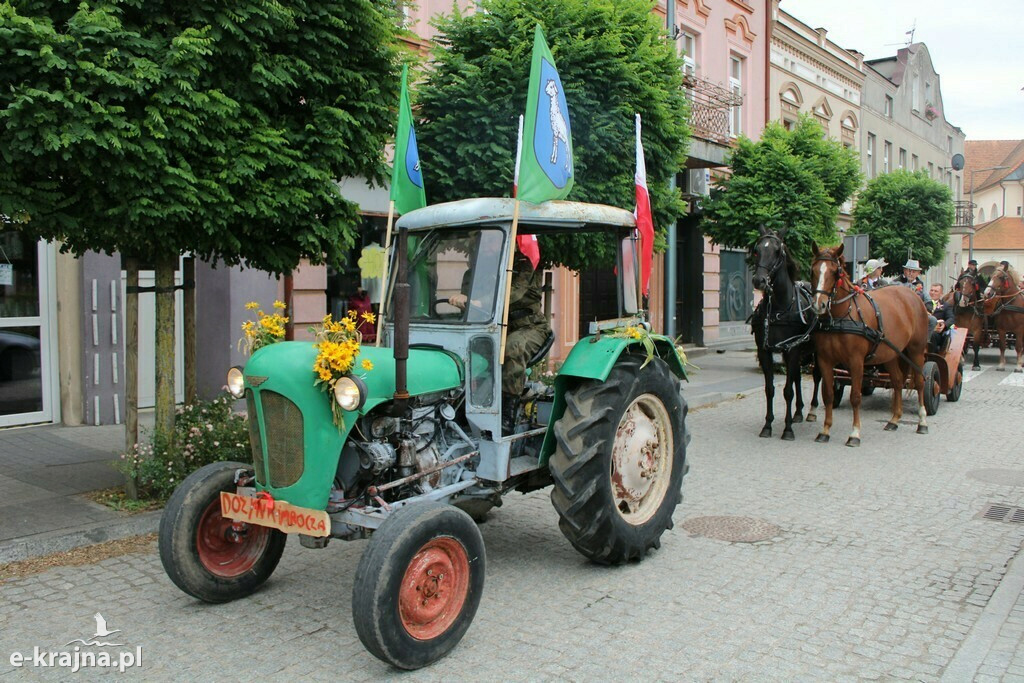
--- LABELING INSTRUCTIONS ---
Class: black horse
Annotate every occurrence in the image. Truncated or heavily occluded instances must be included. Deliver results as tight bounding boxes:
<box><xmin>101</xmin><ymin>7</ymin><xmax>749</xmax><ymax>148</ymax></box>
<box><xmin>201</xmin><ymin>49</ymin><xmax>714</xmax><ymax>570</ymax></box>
<box><xmin>750</xmin><ymin>226</ymin><xmax>821</xmax><ymax>440</ymax></box>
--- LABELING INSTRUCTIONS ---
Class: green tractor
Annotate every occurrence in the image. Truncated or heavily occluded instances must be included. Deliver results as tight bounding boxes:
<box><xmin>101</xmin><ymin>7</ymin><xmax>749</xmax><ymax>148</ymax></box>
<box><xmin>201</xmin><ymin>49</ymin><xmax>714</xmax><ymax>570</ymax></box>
<box><xmin>159</xmin><ymin>198</ymin><xmax>689</xmax><ymax>669</ymax></box>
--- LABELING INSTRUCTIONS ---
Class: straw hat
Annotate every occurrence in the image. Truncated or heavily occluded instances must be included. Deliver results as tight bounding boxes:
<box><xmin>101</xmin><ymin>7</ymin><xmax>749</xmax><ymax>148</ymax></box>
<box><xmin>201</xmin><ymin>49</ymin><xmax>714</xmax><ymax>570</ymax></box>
<box><xmin>902</xmin><ymin>259</ymin><xmax>921</xmax><ymax>271</ymax></box>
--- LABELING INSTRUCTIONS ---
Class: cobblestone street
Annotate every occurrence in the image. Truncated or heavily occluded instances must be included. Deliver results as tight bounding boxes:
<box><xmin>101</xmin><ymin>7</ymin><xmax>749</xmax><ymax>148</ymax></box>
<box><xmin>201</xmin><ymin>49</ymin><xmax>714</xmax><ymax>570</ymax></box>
<box><xmin>3</xmin><ymin>358</ymin><xmax>1024</xmax><ymax>681</ymax></box>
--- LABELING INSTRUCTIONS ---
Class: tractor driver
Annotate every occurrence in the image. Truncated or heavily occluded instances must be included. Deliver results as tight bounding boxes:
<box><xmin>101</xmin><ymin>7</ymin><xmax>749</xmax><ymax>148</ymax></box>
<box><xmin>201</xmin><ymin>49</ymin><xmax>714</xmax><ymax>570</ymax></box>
<box><xmin>449</xmin><ymin>245</ymin><xmax>550</xmax><ymax>427</ymax></box>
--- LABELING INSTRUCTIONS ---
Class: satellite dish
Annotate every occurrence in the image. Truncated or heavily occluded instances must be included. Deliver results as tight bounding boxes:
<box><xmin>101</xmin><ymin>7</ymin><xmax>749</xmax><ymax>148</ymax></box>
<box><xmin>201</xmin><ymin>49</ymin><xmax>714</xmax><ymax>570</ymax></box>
<box><xmin>951</xmin><ymin>153</ymin><xmax>965</xmax><ymax>171</ymax></box>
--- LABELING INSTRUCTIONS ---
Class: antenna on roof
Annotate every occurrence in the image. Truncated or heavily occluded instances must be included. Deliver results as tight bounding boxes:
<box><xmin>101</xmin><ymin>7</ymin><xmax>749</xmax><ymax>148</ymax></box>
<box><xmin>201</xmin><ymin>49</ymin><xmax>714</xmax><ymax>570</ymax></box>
<box><xmin>905</xmin><ymin>20</ymin><xmax>916</xmax><ymax>45</ymax></box>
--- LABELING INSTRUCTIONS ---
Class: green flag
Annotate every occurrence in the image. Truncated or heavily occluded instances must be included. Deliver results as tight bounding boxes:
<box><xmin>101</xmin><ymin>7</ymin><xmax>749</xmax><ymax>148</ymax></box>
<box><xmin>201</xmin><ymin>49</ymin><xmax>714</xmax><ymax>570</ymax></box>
<box><xmin>518</xmin><ymin>25</ymin><xmax>574</xmax><ymax>205</ymax></box>
<box><xmin>390</xmin><ymin>65</ymin><xmax>426</xmax><ymax>214</ymax></box>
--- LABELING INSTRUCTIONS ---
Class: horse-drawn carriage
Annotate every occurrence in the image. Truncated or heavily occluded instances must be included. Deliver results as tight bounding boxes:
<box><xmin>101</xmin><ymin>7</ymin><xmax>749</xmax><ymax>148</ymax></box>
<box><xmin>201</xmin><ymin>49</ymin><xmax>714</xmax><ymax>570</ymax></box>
<box><xmin>830</xmin><ymin>327</ymin><xmax>966</xmax><ymax>416</ymax></box>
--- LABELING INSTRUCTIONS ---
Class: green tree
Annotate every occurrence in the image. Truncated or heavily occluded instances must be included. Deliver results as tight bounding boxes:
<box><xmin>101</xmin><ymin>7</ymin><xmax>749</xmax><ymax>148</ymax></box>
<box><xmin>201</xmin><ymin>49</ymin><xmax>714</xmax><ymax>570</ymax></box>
<box><xmin>1</xmin><ymin>1</ymin><xmax>399</xmax><ymax>436</ymax></box>
<box><xmin>416</xmin><ymin>0</ymin><xmax>690</xmax><ymax>271</ymax></box>
<box><xmin>701</xmin><ymin>116</ymin><xmax>861</xmax><ymax>275</ymax></box>
<box><xmin>852</xmin><ymin>170</ymin><xmax>954</xmax><ymax>272</ymax></box>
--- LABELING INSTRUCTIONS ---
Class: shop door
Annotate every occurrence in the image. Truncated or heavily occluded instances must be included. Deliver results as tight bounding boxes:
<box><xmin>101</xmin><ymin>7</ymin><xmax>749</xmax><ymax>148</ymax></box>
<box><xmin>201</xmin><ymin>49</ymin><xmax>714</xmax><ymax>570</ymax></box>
<box><xmin>0</xmin><ymin>234</ymin><xmax>56</xmax><ymax>426</ymax></box>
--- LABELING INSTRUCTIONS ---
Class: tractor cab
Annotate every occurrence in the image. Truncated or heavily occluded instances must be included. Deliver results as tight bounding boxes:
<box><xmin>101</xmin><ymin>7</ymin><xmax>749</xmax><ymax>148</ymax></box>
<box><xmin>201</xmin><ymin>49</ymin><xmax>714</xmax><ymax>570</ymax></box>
<box><xmin>387</xmin><ymin>198</ymin><xmax>646</xmax><ymax>461</ymax></box>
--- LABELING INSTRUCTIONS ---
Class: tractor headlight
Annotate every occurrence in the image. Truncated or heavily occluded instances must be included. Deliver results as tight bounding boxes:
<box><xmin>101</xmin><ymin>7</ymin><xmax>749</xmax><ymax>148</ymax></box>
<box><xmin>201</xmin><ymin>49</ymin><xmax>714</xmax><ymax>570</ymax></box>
<box><xmin>333</xmin><ymin>376</ymin><xmax>366</xmax><ymax>412</ymax></box>
<box><xmin>226</xmin><ymin>367</ymin><xmax>245</xmax><ymax>398</ymax></box>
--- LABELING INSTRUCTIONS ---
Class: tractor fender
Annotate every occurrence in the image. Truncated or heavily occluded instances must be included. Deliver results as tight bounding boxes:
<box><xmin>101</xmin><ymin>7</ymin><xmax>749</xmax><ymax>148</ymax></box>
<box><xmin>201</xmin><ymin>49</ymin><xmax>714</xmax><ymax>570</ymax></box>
<box><xmin>539</xmin><ymin>334</ymin><xmax>686</xmax><ymax>465</ymax></box>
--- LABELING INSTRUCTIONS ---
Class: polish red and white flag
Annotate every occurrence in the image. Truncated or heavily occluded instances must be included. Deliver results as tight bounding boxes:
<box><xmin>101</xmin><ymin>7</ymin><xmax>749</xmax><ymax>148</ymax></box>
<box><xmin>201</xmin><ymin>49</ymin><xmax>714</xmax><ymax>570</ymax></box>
<box><xmin>634</xmin><ymin>113</ymin><xmax>654</xmax><ymax>296</ymax></box>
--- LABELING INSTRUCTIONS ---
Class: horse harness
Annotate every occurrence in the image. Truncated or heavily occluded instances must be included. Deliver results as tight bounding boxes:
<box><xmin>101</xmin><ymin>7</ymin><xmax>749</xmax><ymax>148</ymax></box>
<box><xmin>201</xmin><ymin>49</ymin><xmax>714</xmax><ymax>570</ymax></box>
<box><xmin>812</xmin><ymin>255</ymin><xmax>925</xmax><ymax>376</ymax></box>
<box><xmin>750</xmin><ymin>234</ymin><xmax>817</xmax><ymax>353</ymax></box>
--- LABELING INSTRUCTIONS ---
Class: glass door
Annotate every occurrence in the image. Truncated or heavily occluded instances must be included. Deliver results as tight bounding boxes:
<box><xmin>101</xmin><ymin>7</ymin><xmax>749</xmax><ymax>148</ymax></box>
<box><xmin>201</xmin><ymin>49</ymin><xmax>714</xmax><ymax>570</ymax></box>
<box><xmin>0</xmin><ymin>233</ymin><xmax>55</xmax><ymax>426</ymax></box>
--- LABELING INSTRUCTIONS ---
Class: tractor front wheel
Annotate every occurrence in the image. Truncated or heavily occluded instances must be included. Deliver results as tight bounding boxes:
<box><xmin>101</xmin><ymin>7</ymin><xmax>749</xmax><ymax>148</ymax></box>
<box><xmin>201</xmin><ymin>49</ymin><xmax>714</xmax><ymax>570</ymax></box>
<box><xmin>352</xmin><ymin>502</ymin><xmax>485</xmax><ymax>670</ymax></box>
<box><xmin>159</xmin><ymin>461</ymin><xmax>286</xmax><ymax>603</ymax></box>
<box><xmin>549</xmin><ymin>354</ymin><xmax>687</xmax><ymax>565</ymax></box>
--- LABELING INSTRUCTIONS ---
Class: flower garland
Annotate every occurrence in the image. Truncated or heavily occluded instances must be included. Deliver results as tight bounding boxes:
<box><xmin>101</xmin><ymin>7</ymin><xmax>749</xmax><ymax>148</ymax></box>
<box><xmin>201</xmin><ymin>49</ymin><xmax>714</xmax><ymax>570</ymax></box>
<box><xmin>312</xmin><ymin>310</ymin><xmax>376</xmax><ymax>426</ymax></box>
<box><xmin>240</xmin><ymin>301</ymin><xmax>289</xmax><ymax>355</ymax></box>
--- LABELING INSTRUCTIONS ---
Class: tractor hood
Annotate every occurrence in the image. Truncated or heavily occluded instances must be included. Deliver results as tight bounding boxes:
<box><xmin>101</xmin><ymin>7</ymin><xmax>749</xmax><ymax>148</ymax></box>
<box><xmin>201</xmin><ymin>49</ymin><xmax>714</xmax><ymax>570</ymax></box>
<box><xmin>244</xmin><ymin>342</ymin><xmax>463</xmax><ymax>415</ymax></box>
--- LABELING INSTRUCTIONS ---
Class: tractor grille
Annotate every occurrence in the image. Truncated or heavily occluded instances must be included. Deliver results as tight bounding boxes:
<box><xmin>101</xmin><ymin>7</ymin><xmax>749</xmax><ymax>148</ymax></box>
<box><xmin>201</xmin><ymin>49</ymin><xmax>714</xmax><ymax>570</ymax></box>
<box><xmin>259</xmin><ymin>390</ymin><xmax>305</xmax><ymax>488</ymax></box>
<box><xmin>244</xmin><ymin>390</ymin><xmax>266</xmax><ymax>484</ymax></box>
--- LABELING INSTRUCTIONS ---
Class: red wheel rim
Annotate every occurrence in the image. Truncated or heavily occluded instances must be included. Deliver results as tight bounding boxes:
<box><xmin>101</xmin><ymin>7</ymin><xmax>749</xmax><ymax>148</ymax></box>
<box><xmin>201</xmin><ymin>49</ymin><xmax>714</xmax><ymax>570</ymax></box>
<box><xmin>398</xmin><ymin>537</ymin><xmax>470</xmax><ymax>640</ymax></box>
<box><xmin>195</xmin><ymin>497</ymin><xmax>271</xmax><ymax>578</ymax></box>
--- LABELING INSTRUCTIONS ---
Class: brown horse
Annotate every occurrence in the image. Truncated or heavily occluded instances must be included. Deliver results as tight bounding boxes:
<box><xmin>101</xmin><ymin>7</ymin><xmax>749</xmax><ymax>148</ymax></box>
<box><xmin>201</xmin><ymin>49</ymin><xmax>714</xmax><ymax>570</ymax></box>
<box><xmin>946</xmin><ymin>270</ymin><xmax>986</xmax><ymax>370</ymax></box>
<box><xmin>809</xmin><ymin>243</ymin><xmax>931</xmax><ymax>446</ymax></box>
<box><xmin>982</xmin><ymin>265</ymin><xmax>1024</xmax><ymax>372</ymax></box>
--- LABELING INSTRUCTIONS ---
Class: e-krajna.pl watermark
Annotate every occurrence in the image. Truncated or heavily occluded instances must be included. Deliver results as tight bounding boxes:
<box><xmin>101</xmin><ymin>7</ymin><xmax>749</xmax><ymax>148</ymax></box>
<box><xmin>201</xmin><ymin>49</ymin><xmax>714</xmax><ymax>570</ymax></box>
<box><xmin>8</xmin><ymin>612</ymin><xmax>142</xmax><ymax>673</ymax></box>
<box><xmin>9</xmin><ymin>646</ymin><xmax>142</xmax><ymax>674</ymax></box>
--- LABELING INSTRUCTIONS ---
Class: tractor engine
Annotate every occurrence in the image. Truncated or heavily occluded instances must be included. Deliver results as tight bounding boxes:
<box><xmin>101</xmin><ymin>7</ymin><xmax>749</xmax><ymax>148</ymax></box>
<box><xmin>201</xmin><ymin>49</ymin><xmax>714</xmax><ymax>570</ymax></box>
<box><xmin>335</xmin><ymin>394</ymin><xmax>475</xmax><ymax>504</ymax></box>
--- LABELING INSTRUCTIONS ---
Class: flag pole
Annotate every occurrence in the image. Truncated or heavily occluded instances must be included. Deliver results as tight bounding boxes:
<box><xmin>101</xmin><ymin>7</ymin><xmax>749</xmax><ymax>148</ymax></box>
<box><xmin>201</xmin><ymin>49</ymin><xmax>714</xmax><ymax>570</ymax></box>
<box><xmin>501</xmin><ymin>116</ymin><xmax>526</xmax><ymax>363</ymax></box>
<box><xmin>500</xmin><ymin>200</ymin><xmax>521</xmax><ymax>364</ymax></box>
<box><xmin>374</xmin><ymin>199</ymin><xmax>395</xmax><ymax>347</ymax></box>
<box><xmin>635</xmin><ymin>113</ymin><xmax>645</xmax><ymax>316</ymax></box>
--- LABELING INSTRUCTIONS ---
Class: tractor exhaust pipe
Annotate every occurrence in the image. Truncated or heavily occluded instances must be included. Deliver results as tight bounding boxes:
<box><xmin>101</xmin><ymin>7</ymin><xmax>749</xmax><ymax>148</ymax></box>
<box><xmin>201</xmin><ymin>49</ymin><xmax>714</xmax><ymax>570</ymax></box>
<box><xmin>391</xmin><ymin>227</ymin><xmax>410</xmax><ymax>416</ymax></box>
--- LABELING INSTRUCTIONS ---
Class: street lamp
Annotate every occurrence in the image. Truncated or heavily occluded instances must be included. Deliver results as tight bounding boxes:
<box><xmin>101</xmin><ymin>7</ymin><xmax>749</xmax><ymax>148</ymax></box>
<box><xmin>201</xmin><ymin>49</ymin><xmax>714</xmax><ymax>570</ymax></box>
<box><xmin>968</xmin><ymin>165</ymin><xmax>1010</xmax><ymax>261</ymax></box>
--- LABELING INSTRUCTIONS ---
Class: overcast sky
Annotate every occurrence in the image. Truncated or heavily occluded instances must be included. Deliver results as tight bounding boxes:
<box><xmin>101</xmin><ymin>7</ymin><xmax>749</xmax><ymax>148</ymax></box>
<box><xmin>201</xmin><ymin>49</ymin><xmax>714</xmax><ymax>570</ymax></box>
<box><xmin>779</xmin><ymin>0</ymin><xmax>1023</xmax><ymax>141</ymax></box>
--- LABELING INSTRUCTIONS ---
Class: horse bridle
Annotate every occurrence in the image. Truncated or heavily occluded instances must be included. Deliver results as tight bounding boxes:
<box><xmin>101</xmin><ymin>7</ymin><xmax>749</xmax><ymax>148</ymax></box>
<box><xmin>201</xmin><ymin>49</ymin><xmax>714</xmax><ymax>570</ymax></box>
<box><xmin>955</xmin><ymin>272</ymin><xmax>982</xmax><ymax>310</ymax></box>
<box><xmin>810</xmin><ymin>255</ymin><xmax>856</xmax><ymax>310</ymax></box>
<box><xmin>753</xmin><ymin>233</ymin><xmax>787</xmax><ymax>295</ymax></box>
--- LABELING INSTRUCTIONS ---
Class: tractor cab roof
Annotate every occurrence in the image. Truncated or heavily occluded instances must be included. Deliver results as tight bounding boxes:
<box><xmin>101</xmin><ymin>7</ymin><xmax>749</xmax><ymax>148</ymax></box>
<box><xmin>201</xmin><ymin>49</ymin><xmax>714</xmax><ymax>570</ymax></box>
<box><xmin>394</xmin><ymin>198</ymin><xmax>636</xmax><ymax>235</ymax></box>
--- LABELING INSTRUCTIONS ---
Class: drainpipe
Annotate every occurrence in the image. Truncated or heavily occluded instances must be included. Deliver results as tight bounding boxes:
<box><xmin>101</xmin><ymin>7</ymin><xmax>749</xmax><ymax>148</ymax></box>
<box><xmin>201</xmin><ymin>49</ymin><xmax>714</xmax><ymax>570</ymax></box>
<box><xmin>666</xmin><ymin>0</ymin><xmax>677</xmax><ymax>339</ymax></box>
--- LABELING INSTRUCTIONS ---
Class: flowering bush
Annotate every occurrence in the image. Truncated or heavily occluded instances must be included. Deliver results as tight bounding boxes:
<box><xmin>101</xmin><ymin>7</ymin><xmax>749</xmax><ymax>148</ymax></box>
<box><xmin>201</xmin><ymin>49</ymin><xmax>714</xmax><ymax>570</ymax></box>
<box><xmin>116</xmin><ymin>395</ymin><xmax>251</xmax><ymax>502</ymax></box>
<box><xmin>240</xmin><ymin>300</ymin><xmax>289</xmax><ymax>355</ymax></box>
<box><xmin>312</xmin><ymin>310</ymin><xmax>376</xmax><ymax>426</ymax></box>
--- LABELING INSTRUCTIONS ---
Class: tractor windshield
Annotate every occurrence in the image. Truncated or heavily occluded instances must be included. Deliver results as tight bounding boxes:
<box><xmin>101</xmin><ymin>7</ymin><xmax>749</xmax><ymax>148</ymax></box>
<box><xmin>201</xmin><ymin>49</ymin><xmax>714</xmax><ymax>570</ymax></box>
<box><xmin>404</xmin><ymin>227</ymin><xmax>505</xmax><ymax>324</ymax></box>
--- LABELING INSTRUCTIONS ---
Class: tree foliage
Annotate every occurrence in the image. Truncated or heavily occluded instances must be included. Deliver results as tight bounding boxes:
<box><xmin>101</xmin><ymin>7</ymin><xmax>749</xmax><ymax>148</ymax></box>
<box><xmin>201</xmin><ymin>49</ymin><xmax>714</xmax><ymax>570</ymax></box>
<box><xmin>416</xmin><ymin>0</ymin><xmax>690</xmax><ymax>271</ymax></box>
<box><xmin>852</xmin><ymin>170</ymin><xmax>953</xmax><ymax>272</ymax></box>
<box><xmin>0</xmin><ymin>0</ymin><xmax>400</xmax><ymax>273</ymax></box>
<box><xmin>701</xmin><ymin>116</ymin><xmax>861</xmax><ymax>276</ymax></box>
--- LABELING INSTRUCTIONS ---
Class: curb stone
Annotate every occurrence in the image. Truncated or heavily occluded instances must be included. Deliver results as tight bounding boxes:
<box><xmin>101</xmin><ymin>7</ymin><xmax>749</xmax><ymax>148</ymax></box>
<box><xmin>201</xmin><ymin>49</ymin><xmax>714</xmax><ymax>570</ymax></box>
<box><xmin>0</xmin><ymin>511</ymin><xmax>162</xmax><ymax>564</ymax></box>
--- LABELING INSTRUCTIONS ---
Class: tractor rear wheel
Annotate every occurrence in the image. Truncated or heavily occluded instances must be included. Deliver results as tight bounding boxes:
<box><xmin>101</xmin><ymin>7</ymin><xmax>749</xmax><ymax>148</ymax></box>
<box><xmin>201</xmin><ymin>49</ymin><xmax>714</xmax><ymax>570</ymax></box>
<box><xmin>159</xmin><ymin>461</ymin><xmax>286</xmax><ymax>603</ymax></box>
<box><xmin>549</xmin><ymin>354</ymin><xmax>687</xmax><ymax>565</ymax></box>
<box><xmin>352</xmin><ymin>502</ymin><xmax>485</xmax><ymax>670</ymax></box>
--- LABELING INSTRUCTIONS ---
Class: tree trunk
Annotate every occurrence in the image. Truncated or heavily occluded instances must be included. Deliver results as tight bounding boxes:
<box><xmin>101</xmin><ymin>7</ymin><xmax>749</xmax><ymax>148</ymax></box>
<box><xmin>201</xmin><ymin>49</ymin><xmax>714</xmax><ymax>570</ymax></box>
<box><xmin>154</xmin><ymin>256</ymin><xmax>177</xmax><ymax>439</ymax></box>
<box><xmin>124</xmin><ymin>257</ymin><xmax>140</xmax><ymax>500</ymax></box>
<box><xmin>183</xmin><ymin>257</ymin><xmax>197</xmax><ymax>404</ymax></box>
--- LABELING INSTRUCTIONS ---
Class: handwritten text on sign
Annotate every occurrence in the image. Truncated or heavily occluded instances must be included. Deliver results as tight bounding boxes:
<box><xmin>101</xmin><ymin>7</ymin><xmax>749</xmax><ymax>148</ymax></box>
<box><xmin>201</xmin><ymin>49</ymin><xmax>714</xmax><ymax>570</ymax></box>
<box><xmin>220</xmin><ymin>491</ymin><xmax>331</xmax><ymax>537</ymax></box>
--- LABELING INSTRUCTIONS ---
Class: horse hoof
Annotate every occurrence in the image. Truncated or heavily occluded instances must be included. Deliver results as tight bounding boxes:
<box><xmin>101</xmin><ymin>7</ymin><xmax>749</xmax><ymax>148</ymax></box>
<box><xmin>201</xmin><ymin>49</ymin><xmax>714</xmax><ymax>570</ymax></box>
<box><xmin>846</xmin><ymin>437</ymin><xmax>860</xmax><ymax>447</ymax></box>
<box><xmin>782</xmin><ymin>431</ymin><xmax>795</xmax><ymax>441</ymax></box>
<box><xmin>917</xmin><ymin>425</ymin><xmax>928</xmax><ymax>435</ymax></box>
<box><xmin>759</xmin><ymin>427</ymin><xmax>772</xmax><ymax>438</ymax></box>
<box><xmin>997</xmin><ymin>367</ymin><xmax>1006</xmax><ymax>372</ymax></box>
<box><xmin>972</xmin><ymin>366</ymin><xmax>981</xmax><ymax>371</ymax></box>
<box><xmin>792</xmin><ymin>414</ymin><xmax>804</xmax><ymax>424</ymax></box>
<box><xmin>1015</xmin><ymin>368</ymin><xmax>1023</xmax><ymax>374</ymax></box>
<box><xmin>805</xmin><ymin>413</ymin><xmax>817</xmax><ymax>423</ymax></box>
<box><xmin>815</xmin><ymin>433</ymin><xmax>830</xmax><ymax>443</ymax></box>
<box><xmin>884</xmin><ymin>422</ymin><xmax>899</xmax><ymax>432</ymax></box>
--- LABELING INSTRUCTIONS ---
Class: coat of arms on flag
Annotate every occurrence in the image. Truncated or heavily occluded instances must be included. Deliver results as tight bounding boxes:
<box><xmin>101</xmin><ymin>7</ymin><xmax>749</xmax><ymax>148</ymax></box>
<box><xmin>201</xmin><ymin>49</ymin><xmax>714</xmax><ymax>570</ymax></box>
<box><xmin>518</xmin><ymin>24</ymin><xmax>574</xmax><ymax>205</ymax></box>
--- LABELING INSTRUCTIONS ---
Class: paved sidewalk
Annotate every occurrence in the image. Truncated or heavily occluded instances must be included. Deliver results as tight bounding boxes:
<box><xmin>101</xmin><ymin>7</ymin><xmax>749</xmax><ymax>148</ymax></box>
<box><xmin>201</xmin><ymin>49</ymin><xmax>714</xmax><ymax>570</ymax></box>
<box><xmin>0</xmin><ymin>344</ymin><xmax>767</xmax><ymax>563</ymax></box>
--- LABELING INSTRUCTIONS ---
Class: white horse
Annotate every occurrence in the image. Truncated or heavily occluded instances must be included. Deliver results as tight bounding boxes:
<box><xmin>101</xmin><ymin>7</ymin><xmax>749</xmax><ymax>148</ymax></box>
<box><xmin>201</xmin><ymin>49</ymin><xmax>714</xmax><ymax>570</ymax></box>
<box><xmin>544</xmin><ymin>79</ymin><xmax>569</xmax><ymax>170</ymax></box>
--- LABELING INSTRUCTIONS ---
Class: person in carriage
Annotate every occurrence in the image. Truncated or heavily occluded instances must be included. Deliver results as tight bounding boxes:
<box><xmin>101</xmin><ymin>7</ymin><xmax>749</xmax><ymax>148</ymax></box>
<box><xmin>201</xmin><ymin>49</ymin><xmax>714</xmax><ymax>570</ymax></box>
<box><xmin>926</xmin><ymin>283</ymin><xmax>956</xmax><ymax>353</ymax></box>
<box><xmin>896</xmin><ymin>259</ymin><xmax>927</xmax><ymax>302</ymax></box>
<box><xmin>859</xmin><ymin>258</ymin><xmax>889</xmax><ymax>290</ymax></box>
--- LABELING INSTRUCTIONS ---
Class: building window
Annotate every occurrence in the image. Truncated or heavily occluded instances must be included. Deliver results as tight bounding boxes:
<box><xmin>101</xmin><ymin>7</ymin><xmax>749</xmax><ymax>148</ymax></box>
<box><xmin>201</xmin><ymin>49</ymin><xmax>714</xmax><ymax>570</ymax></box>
<box><xmin>991</xmin><ymin>203</ymin><xmax>999</xmax><ymax>219</ymax></box>
<box><xmin>867</xmin><ymin>133</ymin><xmax>876</xmax><ymax>179</ymax></box>
<box><xmin>924</xmin><ymin>81</ymin><xmax>933</xmax><ymax>109</ymax></box>
<box><xmin>928</xmin><ymin>161</ymin><xmax>934</xmax><ymax>178</ymax></box>
<box><xmin>947</xmin><ymin>135</ymin><xmax>953</xmax><ymax>153</ymax></box>
<box><xmin>899</xmin><ymin>148</ymin><xmax>907</xmax><ymax>169</ymax></box>
<box><xmin>884</xmin><ymin>96</ymin><xmax>893</xmax><ymax>118</ymax></box>
<box><xmin>883</xmin><ymin>141</ymin><xmax>892</xmax><ymax>174</ymax></box>
<box><xmin>911</xmin><ymin>154</ymin><xmax>919</xmax><ymax>171</ymax></box>
<box><xmin>911</xmin><ymin>72</ymin><xmax>921</xmax><ymax>111</ymax></box>
<box><xmin>681</xmin><ymin>30</ymin><xmax>697</xmax><ymax>78</ymax></box>
<box><xmin>956</xmin><ymin>175</ymin><xmax>961</xmax><ymax>200</ymax></box>
<box><xmin>729</xmin><ymin>55</ymin><xmax>744</xmax><ymax>137</ymax></box>
<box><xmin>978</xmin><ymin>207</ymin><xmax>985</xmax><ymax>222</ymax></box>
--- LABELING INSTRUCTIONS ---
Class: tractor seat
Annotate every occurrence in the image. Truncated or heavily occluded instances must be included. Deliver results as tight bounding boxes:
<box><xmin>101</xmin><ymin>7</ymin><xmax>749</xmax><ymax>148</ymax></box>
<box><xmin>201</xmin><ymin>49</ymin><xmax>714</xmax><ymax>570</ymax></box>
<box><xmin>527</xmin><ymin>329</ymin><xmax>556</xmax><ymax>368</ymax></box>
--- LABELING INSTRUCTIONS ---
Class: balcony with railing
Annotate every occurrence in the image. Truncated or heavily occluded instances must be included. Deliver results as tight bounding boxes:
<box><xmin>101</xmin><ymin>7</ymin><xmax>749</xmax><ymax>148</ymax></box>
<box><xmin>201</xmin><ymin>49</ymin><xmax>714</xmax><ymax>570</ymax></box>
<box><xmin>952</xmin><ymin>200</ymin><xmax>974</xmax><ymax>233</ymax></box>
<box><xmin>683</xmin><ymin>75</ymin><xmax>742</xmax><ymax>166</ymax></box>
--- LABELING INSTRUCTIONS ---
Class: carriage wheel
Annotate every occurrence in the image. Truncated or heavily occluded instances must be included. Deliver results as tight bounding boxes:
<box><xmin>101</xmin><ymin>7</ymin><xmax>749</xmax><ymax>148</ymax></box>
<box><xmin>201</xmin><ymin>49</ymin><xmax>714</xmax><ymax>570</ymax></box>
<box><xmin>946</xmin><ymin>359</ymin><xmax>963</xmax><ymax>403</ymax></box>
<box><xmin>922</xmin><ymin>361</ymin><xmax>941</xmax><ymax>416</ymax></box>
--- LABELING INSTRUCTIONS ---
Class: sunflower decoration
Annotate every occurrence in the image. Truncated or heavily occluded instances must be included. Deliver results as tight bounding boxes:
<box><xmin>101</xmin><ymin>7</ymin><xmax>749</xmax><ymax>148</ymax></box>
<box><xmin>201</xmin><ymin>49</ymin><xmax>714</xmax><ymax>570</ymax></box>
<box><xmin>608</xmin><ymin>324</ymin><xmax>657</xmax><ymax>368</ymax></box>
<box><xmin>312</xmin><ymin>310</ymin><xmax>377</xmax><ymax>427</ymax></box>
<box><xmin>239</xmin><ymin>301</ymin><xmax>289</xmax><ymax>355</ymax></box>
